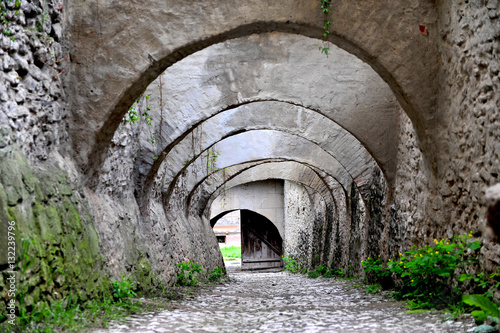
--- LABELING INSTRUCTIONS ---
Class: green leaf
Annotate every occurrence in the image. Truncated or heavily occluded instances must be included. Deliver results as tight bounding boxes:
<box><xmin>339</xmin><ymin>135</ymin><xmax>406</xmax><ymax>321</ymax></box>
<box><xmin>460</xmin><ymin>273</ymin><xmax>473</xmax><ymax>281</ymax></box>
<box><xmin>471</xmin><ymin>310</ymin><xmax>487</xmax><ymax>324</ymax></box>
<box><xmin>462</xmin><ymin>294</ymin><xmax>500</xmax><ymax>320</ymax></box>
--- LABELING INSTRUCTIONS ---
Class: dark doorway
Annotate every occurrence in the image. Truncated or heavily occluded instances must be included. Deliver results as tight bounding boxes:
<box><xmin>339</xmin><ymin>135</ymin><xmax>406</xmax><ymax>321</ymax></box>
<box><xmin>241</xmin><ymin>210</ymin><xmax>283</xmax><ymax>270</ymax></box>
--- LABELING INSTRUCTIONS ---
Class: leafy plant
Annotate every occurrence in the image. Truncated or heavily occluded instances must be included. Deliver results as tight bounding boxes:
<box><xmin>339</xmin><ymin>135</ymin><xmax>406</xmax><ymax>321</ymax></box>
<box><xmin>365</xmin><ymin>283</ymin><xmax>382</xmax><ymax>294</ymax></box>
<box><xmin>282</xmin><ymin>255</ymin><xmax>304</xmax><ymax>274</ymax></box>
<box><xmin>362</xmin><ymin>233</ymin><xmax>482</xmax><ymax>309</ymax></box>
<box><xmin>206</xmin><ymin>149</ymin><xmax>220</xmax><ymax>173</ymax></box>
<box><xmin>462</xmin><ymin>294</ymin><xmax>499</xmax><ymax>327</ymax></box>
<box><xmin>319</xmin><ymin>0</ymin><xmax>332</xmax><ymax>55</ymax></box>
<box><xmin>307</xmin><ymin>265</ymin><xmax>326</xmax><ymax>278</ymax></box>
<box><xmin>112</xmin><ymin>275</ymin><xmax>137</xmax><ymax>303</ymax></box>
<box><xmin>208</xmin><ymin>267</ymin><xmax>225</xmax><ymax>282</ymax></box>
<box><xmin>461</xmin><ymin>268</ymin><xmax>500</xmax><ymax>299</ymax></box>
<box><xmin>176</xmin><ymin>261</ymin><xmax>205</xmax><ymax>286</ymax></box>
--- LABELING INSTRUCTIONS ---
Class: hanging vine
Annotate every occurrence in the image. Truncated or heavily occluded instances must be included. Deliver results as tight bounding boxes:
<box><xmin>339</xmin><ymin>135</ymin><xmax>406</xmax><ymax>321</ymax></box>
<box><xmin>319</xmin><ymin>0</ymin><xmax>332</xmax><ymax>55</ymax></box>
<box><xmin>158</xmin><ymin>74</ymin><xmax>164</xmax><ymax>151</ymax></box>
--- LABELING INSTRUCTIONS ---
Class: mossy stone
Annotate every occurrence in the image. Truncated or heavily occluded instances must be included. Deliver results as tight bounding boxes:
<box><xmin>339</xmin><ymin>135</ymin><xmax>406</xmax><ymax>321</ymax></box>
<box><xmin>0</xmin><ymin>159</ymin><xmax>24</xmax><ymax>206</ymax></box>
<box><xmin>22</xmin><ymin>171</ymin><xmax>36</xmax><ymax>194</ymax></box>
<box><xmin>63</xmin><ymin>198</ymin><xmax>82</xmax><ymax>233</ymax></box>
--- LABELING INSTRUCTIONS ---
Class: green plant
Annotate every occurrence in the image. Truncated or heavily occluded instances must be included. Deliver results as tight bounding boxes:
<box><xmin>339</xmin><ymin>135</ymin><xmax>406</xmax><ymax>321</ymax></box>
<box><xmin>206</xmin><ymin>149</ymin><xmax>220</xmax><ymax>173</ymax></box>
<box><xmin>307</xmin><ymin>265</ymin><xmax>327</xmax><ymax>278</ymax></box>
<box><xmin>208</xmin><ymin>267</ymin><xmax>225</xmax><ymax>282</ymax></box>
<box><xmin>319</xmin><ymin>0</ymin><xmax>332</xmax><ymax>55</ymax></box>
<box><xmin>362</xmin><ymin>233</ymin><xmax>482</xmax><ymax>310</ymax></box>
<box><xmin>176</xmin><ymin>261</ymin><xmax>205</xmax><ymax>286</ymax></box>
<box><xmin>461</xmin><ymin>268</ymin><xmax>500</xmax><ymax>299</ymax></box>
<box><xmin>282</xmin><ymin>256</ymin><xmax>305</xmax><ymax>274</ymax></box>
<box><xmin>112</xmin><ymin>275</ymin><xmax>137</xmax><ymax>303</ymax></box>
<box><xmin>463</xmin><ymin>294</ymin><xmax>499</xmax><ymax>327</ymax></box>
<box><xmin>365</xmin><ymin>283</ymin><xmax>382</xmax><ymax>294</ymax></box>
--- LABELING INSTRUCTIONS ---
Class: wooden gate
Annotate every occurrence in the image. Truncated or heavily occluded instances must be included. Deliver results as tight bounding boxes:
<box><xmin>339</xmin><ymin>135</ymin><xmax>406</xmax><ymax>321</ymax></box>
<box><xmin>241</xmin><ymin>210</ymin><xmax>283</xmax><ymax>270</ymax></box>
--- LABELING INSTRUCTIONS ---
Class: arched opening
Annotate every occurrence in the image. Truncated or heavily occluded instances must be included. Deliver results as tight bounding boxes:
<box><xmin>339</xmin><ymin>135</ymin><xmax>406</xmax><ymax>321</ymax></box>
<box><xmin>240</xmin><ymin>209</ymin><xmax>283</xmax><ymax>271</ymax></box>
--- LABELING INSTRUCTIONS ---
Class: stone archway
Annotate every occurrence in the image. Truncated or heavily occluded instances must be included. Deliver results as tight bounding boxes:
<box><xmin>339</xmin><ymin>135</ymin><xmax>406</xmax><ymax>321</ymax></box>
<box><xmin>67</xmin><ymin>1</ymin><xmax>439</xmax><ymax>182</ymax></box>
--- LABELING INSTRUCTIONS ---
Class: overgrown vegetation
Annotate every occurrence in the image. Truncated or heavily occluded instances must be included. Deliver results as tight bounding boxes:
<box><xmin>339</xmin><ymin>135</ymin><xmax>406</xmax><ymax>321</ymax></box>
<box><xmin>220</xmin><ymin>245</ymin><xmax>241</xmax><ymax>260</ymax></box>
<box><xmin>361</xmin><ymin>233</ymin><xmax>500</xmax><ymax>331</ymax></box>
<box><xmin>176</xmin><ymin>261</ymin><xmax>226</xmax><ymax>286</ymax></box>
<box><xmin>176</xmin><ymin>261</ymin><xmax>205</xmax><ymax>286</ymax></box>
<box><xmin>0</xmin><ymin>274</ymin><xmax>156</xmax><ymax>333</ymax></box>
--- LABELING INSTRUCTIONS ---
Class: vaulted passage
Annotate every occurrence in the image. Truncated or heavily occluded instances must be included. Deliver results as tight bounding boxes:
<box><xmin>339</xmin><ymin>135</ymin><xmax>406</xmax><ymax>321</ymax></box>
<box><xmin>0</xmin><ymin>1</ymin><xmax>499</xmax><ymax>330</ymax></box>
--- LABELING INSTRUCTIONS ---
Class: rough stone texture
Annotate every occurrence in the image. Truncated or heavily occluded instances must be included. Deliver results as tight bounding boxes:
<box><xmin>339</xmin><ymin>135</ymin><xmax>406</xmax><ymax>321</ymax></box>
<box><xmin>433</xmin><ymin>1</ymin><xmax>500</xmax><ymax>272</ymax></box>
<box><xmin>0</xmin><ymin>0</ymin><xmax>69</xmax><ymax>161</ymax></box>
<box><xmin>0</xmin><ymin>145</ymin><xmax>106</xmax><ymax>315</ymax></box>
<box><xmin>211</xmin><ymin>180</ymin><xmax>285</xmax><ymax>238</ymax></box>
<box><xmin>95</xmin><ymin>271</ymin><xmax>476</xmax><ymax>333</ymax></box>
<box><xmin>284</xmin><ymin>181</ymin><xmax>316</xmax><ymax>269</ymax></box>
<box><xmin>283</xmin><ymin>181</ymin><xmax>339</xmax><ymax>271</ymax></box>
<box><xmin>1</xmin><ymin>0</ymin><xmax>499</xmax><ymax>321</ymax></box>
<box><xmin>0</xmin><ymin>0</ymin><xmax>110</xmax><ymax>318</ymax></box>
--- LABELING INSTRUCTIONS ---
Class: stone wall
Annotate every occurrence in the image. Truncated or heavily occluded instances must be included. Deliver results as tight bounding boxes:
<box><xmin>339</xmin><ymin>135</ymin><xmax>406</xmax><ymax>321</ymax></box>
<box><xmin>434</xmin><ymin>0</ymin><xmax>500</xmax><ymax>272</ymax></box>
<box><xmin>284</xmin><ymin>180</ymin><xmax>338</xmax><ymax>271</ymax></box>
<box><xmin>0</xmin><ymin>0</ymin><xmax>109</xmax><ymax>318</ymax></box>
<box><xmin>0</xmin><ymin>0</ymin><xmax>69</xmax><ymax>161</ymax></box>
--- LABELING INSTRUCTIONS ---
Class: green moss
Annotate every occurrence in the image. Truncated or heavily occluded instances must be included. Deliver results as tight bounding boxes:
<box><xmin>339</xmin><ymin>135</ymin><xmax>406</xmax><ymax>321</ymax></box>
<box><xmin>0</xmin><ymin>147</ymin><xmax>117</xmax><ymax>325</ymax></box>
<box><xmin>57</xmin><ymin>173</ymin><xmax>73</xmax><ymax>196</ymax></box>
<box><xmin>0</xmin><ymin>154</ymin><xmax>25</xmax><ymax>206</ymax></box>
<box><xmin>63</xmin><ymin>198</ymin><xmax>82</xmax><ymax>233</ymax></box>
<box><xmin>22</xmin><ymin>171</ymin><xmax>36</xmax><ymax>194</ymax></box>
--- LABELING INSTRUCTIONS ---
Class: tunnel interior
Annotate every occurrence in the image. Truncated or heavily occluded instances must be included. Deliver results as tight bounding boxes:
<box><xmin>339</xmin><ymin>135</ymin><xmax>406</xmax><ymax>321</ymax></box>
<box><xmin>2</xmin><ymin>2</ymin><xmax>498</xmax><ymax>314</ymax></box>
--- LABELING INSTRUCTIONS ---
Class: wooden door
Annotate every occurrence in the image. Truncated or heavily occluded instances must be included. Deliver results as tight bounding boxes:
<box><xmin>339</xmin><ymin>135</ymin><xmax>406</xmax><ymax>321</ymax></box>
<box><xmin>241</xmin><ymin>210</ymin><xmax>283</xmax><ymax>270</ymax></box>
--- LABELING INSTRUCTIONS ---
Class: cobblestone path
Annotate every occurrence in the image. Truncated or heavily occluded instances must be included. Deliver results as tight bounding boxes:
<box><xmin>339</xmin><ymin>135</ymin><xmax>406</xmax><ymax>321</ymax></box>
<box><xmin>96</xmin><ymin>271</ymin><xmax>475</xmax><ymax>333</ymax></box>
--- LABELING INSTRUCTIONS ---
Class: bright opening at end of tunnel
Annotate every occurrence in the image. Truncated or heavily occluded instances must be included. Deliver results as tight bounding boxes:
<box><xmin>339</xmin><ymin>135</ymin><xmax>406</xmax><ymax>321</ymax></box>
<box><xmin>213</xmin><ymin>210</ymin><xmax>242</xmax><ymax>269</ymax></box>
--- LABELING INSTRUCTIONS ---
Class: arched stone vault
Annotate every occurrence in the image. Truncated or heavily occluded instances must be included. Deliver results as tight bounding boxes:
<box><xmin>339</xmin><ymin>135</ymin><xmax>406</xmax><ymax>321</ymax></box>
<box><xmin>141</xmin><ymin>100</ymin><xmax>389</xmax><ymax>196</ymax></box>
<box><xmin>112</xmin><ymin>34</ymin><xmax>401</xmax><ymax>195</ymax></box>
<box><xmin>205</xmin><ymin>164</ymin><xmax>341</xmax><ymax>241</ymax></box>
<box><xmin>149</xmin><ymin>102</ymin><xmax>382</xmax><ymax>208</ymax></box>
<box><xmin>68</xmin><ymin>1</ymin><xmax>439</xmax><ymax>182</ymax></box>
<box><xmin>203</xmin><ymin>161</ymin><xmax>336</xmax><ymax>218</ymax></box>
<box><xmin>161</xmin><ymin>130</ymin><xmax>354</xmax><ymax>206</ymax></box>
<box><xmin>204</xmin><ymin>162</ymin><xmax>337</xmax><ymax>220</ymax></box>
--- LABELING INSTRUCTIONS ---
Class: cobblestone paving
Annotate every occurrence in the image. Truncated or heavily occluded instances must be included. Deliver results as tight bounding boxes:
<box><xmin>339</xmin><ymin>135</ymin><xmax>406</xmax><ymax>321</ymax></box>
<box><xmin>95</xmin><ymin>271</ymin><xmax>476</xmax><ymax>333</ymax></box>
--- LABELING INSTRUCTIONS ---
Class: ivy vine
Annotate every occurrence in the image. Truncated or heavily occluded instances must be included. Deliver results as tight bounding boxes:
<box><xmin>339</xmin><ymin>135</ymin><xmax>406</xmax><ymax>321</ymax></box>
<box><xmin>319</xmin><ymin>0</ymin><xmax>332</xmax><ymax>55</ymax></box>
<box><xmin>125</xmin><ymin>94</ymin><xmax>157</xmax><ymax>157</ymax></box>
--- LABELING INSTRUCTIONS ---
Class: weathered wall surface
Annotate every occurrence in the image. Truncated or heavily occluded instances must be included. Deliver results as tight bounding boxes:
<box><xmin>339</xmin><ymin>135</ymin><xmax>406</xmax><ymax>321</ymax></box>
<box><xmin>434</xmin><ymin>1</ymin><xmax>500</xmax><ymax>272</ymax></box>
<box><xmin>283</xmin><ymin>181</ymin><xmax>316</xmax><ymax>270</ymax></box>
<box><xmin>65</xmin><ymin>0</ymin><xmax>439</xmax><ymax>179</ymax></box>
<box><xmin>386</xmin><ymin>2</ymin><xmax>500</xmax><ymax>275</ymax></box>
<box><xmin>0</xmin><ymin>0</ymin><xmax>109</xmax><ymax>318</ymax></box>
<box><xmin>284</xmin><ymin>181</ymin><xmax>338</xmax><ymax>271</ymax></box>
<box><xmin>0</xmin><ymin>0</ymin><xmax>69</xmax><ymax>162</ymax></box>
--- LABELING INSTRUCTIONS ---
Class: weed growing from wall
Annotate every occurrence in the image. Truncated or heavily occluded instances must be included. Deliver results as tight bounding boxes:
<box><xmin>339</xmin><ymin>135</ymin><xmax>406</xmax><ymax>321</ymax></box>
<box><xmin>282</xmin><ymin>256</ymin><xmax>306</xmax><ymax>274</ymax></box>
<box><xmin>319</xmin><ymin>0</ymin><xmax>332</xmax><ymax>55</ymax></box>
<box><xmin>176</xmin><ymin>261</ymin><xmax>205</xmax><ymax>286</ymax></box>
<box><xmin>208</xmin><ymin>268</ymin><xmax>225</xmax><ymax>282</ymax></box>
